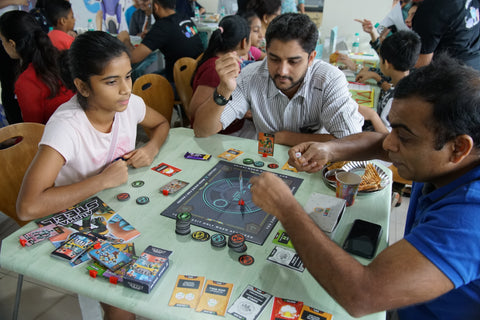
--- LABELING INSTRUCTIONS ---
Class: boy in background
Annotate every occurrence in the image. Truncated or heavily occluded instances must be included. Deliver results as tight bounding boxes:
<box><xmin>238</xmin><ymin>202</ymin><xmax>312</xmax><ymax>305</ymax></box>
<box><xmin>45</xmin><ymin>0</ymin><xmax>76</xmax><ymax>51</ymax></box>
<box><xmin>356</xmin><ymin>30</ymin><xmax>421</xmax><ymax>133</ymax></box>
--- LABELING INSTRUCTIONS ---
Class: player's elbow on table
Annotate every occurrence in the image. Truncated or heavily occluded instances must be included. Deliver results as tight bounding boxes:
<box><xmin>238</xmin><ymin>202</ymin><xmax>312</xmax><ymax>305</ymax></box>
<box><xmin>16</xmin><ymin>199</ymin><xmax>42</xmax><ymax>222</ymax></box>
<box><xmin>193</xmin><ymin>124</ymin><xmax>218</xmax><ymax>138</ymax></box>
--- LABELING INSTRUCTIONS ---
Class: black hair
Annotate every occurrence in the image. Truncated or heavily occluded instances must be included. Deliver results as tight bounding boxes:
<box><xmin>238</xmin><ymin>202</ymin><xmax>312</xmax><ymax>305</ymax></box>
<box><xmin>0</xmin><ymin>11</ymin><xmax>62</xmax><ymax>98</ymax></box>
<box><xmin>153</xmin><ymin>0</ymin><xmax>176</xmax><ymax>10</ymax></box>
<box><xmin>196</xmin><ymin>15</ymin><xmax>250</xmax><ymax>70</ymax></box>
<box><xmin>64</xmin><ymin>31</ymin><xmax>130</xmax><ymax>110</ymax></box>
<box><xmin>237</xmin><ymin>10</ymin><xmax>260</xmax><ymax>27</ymax></box>
<box><xmin>265</xmin><ymin>13</ymin><xmax>318</xmax><ymax>54</ymax></box>
<box><xmin>394</xmin><ymin>54</ymin><xmax>480</xmax><ymax>149</ymax></box>
<box><xmin>379</xmin><ymin>30</ymin><xmax>421</xmax><ymax>71</ymax></box>
<box><xmin>45</xmin><ymin>0</ymin><xmax>72</xmax><ymax>27</ymax></box>
<box><xmin>247</xmin><ymin>0</ymin><xmax>281</xmax><ymax>20</ymax></box>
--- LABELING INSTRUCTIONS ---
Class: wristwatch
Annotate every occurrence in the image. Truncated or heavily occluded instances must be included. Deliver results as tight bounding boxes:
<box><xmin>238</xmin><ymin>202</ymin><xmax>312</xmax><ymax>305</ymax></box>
<box><xmin>213</xmin><ymin>88</ymin><xmax>231</xmax><ymax>106</ymax></box>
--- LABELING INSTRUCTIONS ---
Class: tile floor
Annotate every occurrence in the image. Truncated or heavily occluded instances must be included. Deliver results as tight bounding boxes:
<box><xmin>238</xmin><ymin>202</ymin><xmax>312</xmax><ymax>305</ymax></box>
<box><xmin>0</xmin><ymin>195</ymin><xmax>409</xmax><ymax>320</ymax></box>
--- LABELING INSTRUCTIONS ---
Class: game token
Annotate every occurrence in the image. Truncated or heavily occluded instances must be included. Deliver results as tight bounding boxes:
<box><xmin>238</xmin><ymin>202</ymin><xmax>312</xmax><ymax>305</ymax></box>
<box><xmin>253</xmin><ymin>161</ymin><xmax>264</xmax><ymax>167</ymax></box>
<box><xmin>211</xmin><ymin>233</ymin><xmax>227</xmax><ymax>248</ymax></box>
<box><xmin>89</xmin><ymin>269</ymin><xmax>98</xmax><ymax>278</ymax></box>
<box><xmin>176</xmin><ymin>212</ymin><xmax>192</xmax><ymax>222</ymax></box>
<box><xmin>238</xmin><ymin>254</ymin><xmax>254</xmax><ymax>266</ymax></box>
<box><xmin>116</xmin><ymin>192</ymin><xmax>130</xmax><ymax>201</ymax></box>
<box><xmin>136</xmin><ymin>196</ymin><xmax>150</xmax><ymax>205</ymax></box>
<box><xmin>268</xmin><ymin>163</ymin><xmax>279</xmax><ymax>169</ymax></box>
<box><xmin>131</xmin><ymin>180</ymin><xmax>145</xmax><ymax>188</ymax></box>
<box><xmin>231</xmin><ymin>243</ymin><xmax>248</xmax><ymax>253</ymax></box>
<box><xmin>192</xmin><ymin>230</ymin><xmax>211</xmax><ymax>241</ymax></box>
<box><xmin>243</xmin><ymin>158</ymin><xmax>254</xmax><ymax>165</ymax></box>
<box><xmin>229</xmin><ymin>233</ymin><xmax>245</xmax><ymax>246</ymax></box>
<box><xmin>162</xmin><ymin>189</ymin><xmax>169</xmax><ymax>196</ymax></box>
<box><xmin>109</xmin><ymin>276</ymin><xmax>119</xmax><ymax>284</ymax></box>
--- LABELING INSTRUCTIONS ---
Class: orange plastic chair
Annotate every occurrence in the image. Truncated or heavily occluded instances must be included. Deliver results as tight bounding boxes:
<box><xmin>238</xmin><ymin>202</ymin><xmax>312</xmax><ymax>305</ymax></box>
<box><xmin>173</xmin><ymin>57</ymin><xmax>198</xmax><ymax>121</ymax></box>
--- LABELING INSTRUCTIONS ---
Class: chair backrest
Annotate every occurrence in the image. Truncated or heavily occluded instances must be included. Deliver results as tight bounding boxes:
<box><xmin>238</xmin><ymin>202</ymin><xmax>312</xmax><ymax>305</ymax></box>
<box><xmin>0</xmin><ymin>123</ymin><xmax>45</xmax><ymax>226</ymax></box>
<box><xmin>133</xmin><ymin>74</ymin><xmax>174</xmax><ymax>125</ymax></box>
<box><xmin>173</xmin><ymin>57</ymin><xmax>197</xmax><ymax>120</ymax></box>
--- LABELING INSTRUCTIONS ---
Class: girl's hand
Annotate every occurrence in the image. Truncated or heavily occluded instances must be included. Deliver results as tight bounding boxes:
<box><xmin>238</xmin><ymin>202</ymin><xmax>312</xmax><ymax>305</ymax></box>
<box><xmin>100</xmin><ymin>159</ymin><xmax>129</xmax><ymax>188</ymax></box>
<box><xmin>123</xmin><ymin>146</ymin><xmax>155</xmax><ymax>168</ymax></box>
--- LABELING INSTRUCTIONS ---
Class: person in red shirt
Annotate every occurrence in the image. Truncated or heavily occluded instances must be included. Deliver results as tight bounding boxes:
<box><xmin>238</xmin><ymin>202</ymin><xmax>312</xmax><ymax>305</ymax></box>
<box><xmin>0</xmin><ymin>10</ymin><xmax>74</xmax><ymax>124</ymax></box>
<box><xmin>46</xmin><ymin>0</ymin><xmax>76</xmax><ymax>51</ymax></box>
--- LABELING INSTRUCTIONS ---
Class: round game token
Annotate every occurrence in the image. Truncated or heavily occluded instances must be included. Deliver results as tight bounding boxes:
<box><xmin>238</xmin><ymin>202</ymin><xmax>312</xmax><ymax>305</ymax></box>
<box><xmin>131</xmin><ymin>180</ymin><xmax>145</xmax><ymax>188</ymax></box>
<box><xmin>243</xmin><ymin>158</ymin><xmax>254</xmax><ymax>165</ymax></box>
<box><xmin>116</xmin><ymin>192</ymin><xmax>130</xmax><ymax>201</ymax></box>
<box><xmin>238</xmin><ymin>254</ymin><xmax>254</xmax><ymax>266</ymax></box>
<box><xmin>191</xmin><ymin>230</ymin><xmax>211</xmax><ymax>241</ymax></box>
<box><xmin>229</xmin><ymin>233</ymin><xmax>245</xmax><ymax>246</ymax></box>
<box><xmin>176</xmin><ymin>212</ymin><xmax>192</xmax><ymax>222</ymax></box>
<box><xmin>136</xmin><ymin>196</ymin><xmax>149</xmax><ymax>205</ymax></box>
<box><xmin>211</xmin><ymin>233</ymin><xmax>227</xmax><ymax>248</ymax></box>
<box><xmin>267</xmin><ymin>163</ymin><xmax>279</xmax><ymax>169</ymax></box>
<box><xmin>253</xmin><ymin>161</ymin><xmax>264</xmax><ymax>167</ymax></box>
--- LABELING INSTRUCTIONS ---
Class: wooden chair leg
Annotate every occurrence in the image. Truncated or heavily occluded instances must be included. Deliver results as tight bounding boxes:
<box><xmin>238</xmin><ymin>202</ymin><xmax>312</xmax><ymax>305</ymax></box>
<box><xmin>12</xmin><ymin>274</ymin><xmax>23</xmax><ymax>320</ymax></box>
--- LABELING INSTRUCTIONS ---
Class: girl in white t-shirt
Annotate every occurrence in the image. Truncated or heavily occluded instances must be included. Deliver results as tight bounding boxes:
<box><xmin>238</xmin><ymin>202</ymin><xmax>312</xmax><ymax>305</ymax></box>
<box><xmin>17</xmin><ymin>31</ymin><xmax>169</xmax><ymax>226</ymax></box>
<box><xmin>17</xmin><ymin>30</ymin><xmax>170</xmax><ymax>320</ymax></box>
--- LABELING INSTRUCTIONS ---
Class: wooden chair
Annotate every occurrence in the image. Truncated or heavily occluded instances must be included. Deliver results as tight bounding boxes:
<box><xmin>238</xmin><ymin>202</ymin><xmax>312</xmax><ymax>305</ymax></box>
<box><xmin>173</xmin><ymin>57</ymin><xmax>198</xmax><ymax>121</ymax></box>
<box><xmin>0</xmin><ymin>122</ymin><xmax>45</xmax><ymax>320</ymax></box>
<box><xmin>133</xmin><ymin>74</ymin><xmax>174</xmax><ymax>129</ymax></box>
<box><xmin>0</xmin><ymin>122</ymin><xmax>45</xmax><ymax>227</ymax></box>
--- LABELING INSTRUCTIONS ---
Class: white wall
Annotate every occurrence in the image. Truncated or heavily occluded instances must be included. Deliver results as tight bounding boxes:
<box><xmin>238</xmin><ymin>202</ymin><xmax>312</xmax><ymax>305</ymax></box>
<box><xmin>321</xmin><ymin>0</ymin><xmax>392</xmax><ymax>45</ymax></box>
<box><xmin>200</xmin><ymin>0</ymin><xmax>218</xmax><ymax>13</ymax></box>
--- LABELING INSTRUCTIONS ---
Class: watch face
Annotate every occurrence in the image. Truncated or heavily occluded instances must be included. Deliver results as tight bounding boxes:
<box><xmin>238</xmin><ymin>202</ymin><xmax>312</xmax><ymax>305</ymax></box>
<box><xmin>213</xmin><ymin>90</ymin><xmax>229</xmax><ymax>106</ymax></box>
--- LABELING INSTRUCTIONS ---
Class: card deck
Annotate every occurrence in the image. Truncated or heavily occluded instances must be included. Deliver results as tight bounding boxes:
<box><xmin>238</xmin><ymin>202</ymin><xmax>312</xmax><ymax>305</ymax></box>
<box><xmin>196</xmin><ymin>280</ymin><xmax>234</xmax><ymax>316</ymax></box>
<box><xmin>267</xmin><ymin>246</ymin><xmax>305</xmax><ymax>272</ymax></box>
<box><xmin>228</xmin><ymin>284</ymin><xmax>273</xmax><ymax>320</ymax></box>
<box><xmin>218</xmin><ymin>148</ymin><xmax>243</xmax><ymax>161</ymax></box>
<box><xmin>271</xmin><ymin>297</ymin><xmax>303</xmax><ymax>320</ymax></box>
<box><xmin>168</xmin><ymin>275</ymin><xmax>205</xmax><ymax>308</ymax></box>
<box><xmin>19</xmin><ymin>224</ymin><xmax>64</xmax><ymax>247</ymax></box>
<box><xmin>159</xmin><ymin>179</ymin><xmax>189</xmax><ymax>195</ymax></box>
<box><xmin>299</xmin><ymin>305</ymin><xmax>333</xmax><ymax>320</ymax></box>
<box><xmin>152</xmin><ymin>163</ymin><xmax>182</xmax><ymax>176</ymax></box>
<box><xmin>51</xmin><ymin>233</ymin><xmax>97</xmax><ymax>263</ymax></box>
<box><xmin>272</xmin><ymin>230</ymin><xmax>294</xmax><ymax>249</ymax></box>
<box><xmin>89</xmin><ymin>242</ymin><xmax>132</xmax><ymax>272</ymax></box>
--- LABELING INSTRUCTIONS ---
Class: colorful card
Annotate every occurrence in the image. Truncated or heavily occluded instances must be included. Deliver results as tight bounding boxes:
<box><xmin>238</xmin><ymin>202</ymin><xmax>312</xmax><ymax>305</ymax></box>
<box><xmin>168</xmin><ymin>275</ymin><xmax>206</xmax><ymax>308</ymax></box>
<box><xmin>159</xmin><ymin>179</ymin><xmax>189</xmax><ymax>195</ymax></box>
<box><xmin>272</xmin><ymin>230</ymin><xmax>294</xmax><ymax>249</ymax></box>
<box><xmin>228</xmin><ymin>284</ymin><xmax>273</xmax><ymax>320</ymax></box>
<box><xmin>152</xmin><ymin>163</ymin><xmax>182</xmax><ymax>176</ymax></box>
<box><xmin>282</xmin><ymin>161</ymin><xmax>298</xmax><ymax>173</ymax></box>
<box><xmin>299</xmin><ymin>305</ymin><xmax>333</xmax><ymax>320</ymax></box>
<box><xmin>258</xmin><ymin>133</ymin><xmax>275</xmax><ymax>156</ymax></box>
<box><xmin>19</xmin><ymin>224</ymin><xmax>64</xmax><ymax>247</ymax></box>
<box><xmin>184</xmin><ymin>152</ymin><xmax>211</xmax><ymax>161</ymax></box>
<box><xmin>218</xmin><ymin>148</ymin><xmax>243</xmax><ymax>161</ymax></box>
<box><xmin>267</xmin><ymin>246</ymin><xmax>305</xmax><ymax>272</ymax></box>
<box><xmin>271</xmin><ymin>297</ymin><xmax>303</xmax><ymax>320</ymax></box>
<box><xmin>89</xmin><ymin>242</ymin><xmax>132</xmax><ymax>271</ymax></box>
<box><xmin>51</xmin><ymin>233</ymin><xmax>97</xmax><ymax>263</ymax></box>
<box><xmin>196</xmin><ymin>280</ymin><xmax>234</xmax><ymax>316</ymax></box>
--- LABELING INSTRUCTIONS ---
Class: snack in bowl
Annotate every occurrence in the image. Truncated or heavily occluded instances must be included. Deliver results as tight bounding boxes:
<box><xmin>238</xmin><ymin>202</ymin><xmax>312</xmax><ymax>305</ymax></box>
<box><xmin>326</xmin><ymin>161</ymin><xmax>349</xmax><ymax>171</ymax></box>
<box><xmin>359</xmin><ymin>163</ymin><xmax>382</xmax><ymax>191</ymax></box>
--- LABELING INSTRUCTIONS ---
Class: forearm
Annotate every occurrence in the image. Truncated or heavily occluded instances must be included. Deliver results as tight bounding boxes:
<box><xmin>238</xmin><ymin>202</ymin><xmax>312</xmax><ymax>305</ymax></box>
<box><xmin>193</xmin><ymin>86</ymin><xmax>232</xmax><ymax>137</ymax></box>
<box><xmin>275</xmin><ymin>131</ymin><xmax>336</xmax><ymax>146</ymax></box>
<box><xmin>143</xmin><ymin>118</ymin><xmax>169</xmax><ymax>158</ymax></box>
<box><xmin>327</xmin><ymin>132</ymin><xmax>389</xmax><ymax>162</ymax></box>
<box><xmin>17</xmin><ymin>174</ymin><xmax>111</xmax><ymax>221</ymax></box>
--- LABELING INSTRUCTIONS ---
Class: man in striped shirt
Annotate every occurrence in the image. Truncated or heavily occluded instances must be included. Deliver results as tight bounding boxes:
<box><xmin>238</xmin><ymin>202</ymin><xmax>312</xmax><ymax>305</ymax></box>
<box><xmin>194</xmin><ymin>13</ymin><xmax>363</xmax><ymax>146</ymax></box>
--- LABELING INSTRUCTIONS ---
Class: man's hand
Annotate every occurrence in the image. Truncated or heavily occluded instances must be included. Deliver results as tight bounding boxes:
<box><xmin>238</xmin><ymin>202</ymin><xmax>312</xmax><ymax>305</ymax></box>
<box><xmin>288</xmin><ymin>142</ymin><xmax>332</xmax><ymax>173</ymax></box>
<box><xmin>250</xmin><ymin>172</ymin><xmax>298</xmax><ymax>219</ymax></box>
<box><xmin>336</xmin><ymin>52</ymin><xmax>356</xmax><ymax>71</ymax></box>
<box><xmin>117</xmin><ymin>30</ymin><xmax>130</xmax><ymax>43</ymax></box>
<box><xmin>354</xmin><ymin>19</ymin><xmax>378</xmax><ymax>40</ymax></box>
<box><xmin>215</xmin><ymin>52</ymin><xmax>241</xmax><ymax>96</ymax></box>
<box><xmin>355</xmin><ymin>67</ymin><xmax>380</xmax><ymax>83</ymax></box>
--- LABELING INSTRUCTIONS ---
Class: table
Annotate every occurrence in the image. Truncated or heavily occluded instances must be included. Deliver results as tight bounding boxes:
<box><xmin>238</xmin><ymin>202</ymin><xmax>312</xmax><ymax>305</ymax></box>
<box><xmin>0</xmin><ymin>128</ymin><xmax>391</xmax><ymax>320</ymax></box>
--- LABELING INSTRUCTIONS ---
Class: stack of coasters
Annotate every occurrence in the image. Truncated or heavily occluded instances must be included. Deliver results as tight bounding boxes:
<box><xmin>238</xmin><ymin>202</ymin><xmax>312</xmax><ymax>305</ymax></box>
<box><xmin>175</xmin><ymin>212</ymin><xmax>192</xmax><ymax>235</ymax></box>
<box><xmin>210</xmin><ymin>233</ymin><xmax>226</xmax><ymax>248</ymax></box>
<box><xmin>228</xmin><ymin>233</ymin><xmax>247</xmax><ymax>253</ymax></box>
<box><xmin>123</xmin><ymin>245</ymin><xmax>172</xmax><ymax>293</ymax></box>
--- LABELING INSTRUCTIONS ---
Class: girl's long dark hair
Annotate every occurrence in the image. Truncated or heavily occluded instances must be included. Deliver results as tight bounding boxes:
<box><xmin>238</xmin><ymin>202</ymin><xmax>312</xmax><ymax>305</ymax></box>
<box><xmin>0</xmin><ymin>10</ymin><xmax>62</xmax><ymax>98</ymax></box>
<box><xmin>196</xmin><ymin>15</ymin><xmax>250</xmax><ymax>71</ymax></box>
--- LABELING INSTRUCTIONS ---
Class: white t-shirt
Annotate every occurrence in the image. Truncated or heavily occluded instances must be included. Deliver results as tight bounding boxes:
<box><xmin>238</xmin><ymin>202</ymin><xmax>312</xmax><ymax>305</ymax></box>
<box><xmin>40</xmin><ymin>94</ymin><xmax>146</xmax><ymax>186</ymax></box>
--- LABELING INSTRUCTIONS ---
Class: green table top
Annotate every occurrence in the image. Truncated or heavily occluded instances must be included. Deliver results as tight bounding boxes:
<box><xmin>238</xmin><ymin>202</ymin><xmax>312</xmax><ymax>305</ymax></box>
<box><xmin>1</xmin><ymin>128</ymin><xmax>390</xmax><ymax>320</ymax></box>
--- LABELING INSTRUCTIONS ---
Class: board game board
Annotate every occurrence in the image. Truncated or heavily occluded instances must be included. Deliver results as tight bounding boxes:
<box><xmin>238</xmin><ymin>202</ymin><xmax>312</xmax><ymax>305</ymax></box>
<box><xmin>161</xmin><ymin>161</ymin><xmax>303</xmax><ymax>245</ymax></box>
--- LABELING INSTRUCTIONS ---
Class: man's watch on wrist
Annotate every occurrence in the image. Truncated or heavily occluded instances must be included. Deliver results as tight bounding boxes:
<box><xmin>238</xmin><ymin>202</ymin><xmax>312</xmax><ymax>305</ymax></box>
<box><xmin>213</xmin><ymin>87</ymin><xmax>232</xmax><ymax>106</ymax></box>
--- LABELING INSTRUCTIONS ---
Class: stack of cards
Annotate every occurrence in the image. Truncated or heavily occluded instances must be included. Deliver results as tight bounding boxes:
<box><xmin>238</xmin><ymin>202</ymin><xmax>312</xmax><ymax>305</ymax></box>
<box><xmin>218</xmin><ymin>148</ymin><xmax>243</xmax><ymax>161</ymax></box>
<box><xmin>267</xmin><ymin>246</ymin><xmax>305</xmax><ymax>272</ymax></box>
<box><xmin>228</xmin><ymin>285</ymin><xmax>273</xmax><ymax>320</ymax></box>
<box><xmin>51</xmin><ymin>233</ymin><xmax>97</xmax><ymax>264</ymax></box>
<box><xmin>89</xmin><ymin>242</ymin><xmax>132</xmax><ymax>272</ymax></box>
<box><xmin>168</xmin><ymin>275</ymin><xmax>205</xmax><ymax>308</ymax></box>
<box><xmin>19</xmin><ymin>224</ymin><xmax>64</xmax><ymax>247</ymax></box>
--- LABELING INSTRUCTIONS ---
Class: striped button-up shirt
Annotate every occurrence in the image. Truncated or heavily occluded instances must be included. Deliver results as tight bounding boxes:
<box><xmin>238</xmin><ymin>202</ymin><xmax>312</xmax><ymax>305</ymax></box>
<box><xmin>220</xmin><ymin>59</ymin><xmax>364</xmax><ymax>139</ymax></box>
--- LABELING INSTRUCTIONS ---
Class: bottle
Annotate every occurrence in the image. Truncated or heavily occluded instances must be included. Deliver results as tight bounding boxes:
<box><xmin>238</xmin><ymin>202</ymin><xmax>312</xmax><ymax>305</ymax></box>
<box><xmin>194</xmin><ymin>6</ymin><xmax>200</xmax><ymax>22</ymax></box>
<box><xmin>315</xmin><ymin>28</ymin><xmax>323</xmax><ymax>60</ymax></box>
<box><xmin>87</xmin><ymin>19</ymin><xmax>95</xmax><ymax>31</ymax></box>
<box><xmin>352</xmin><ymin>32</ymin><xmax>360</xmax><ymax>53</ymax></box>
<box><xmin>220</xmin><ymin>6</ymin><xmax>226</xmax><ymax>18</ymax></box>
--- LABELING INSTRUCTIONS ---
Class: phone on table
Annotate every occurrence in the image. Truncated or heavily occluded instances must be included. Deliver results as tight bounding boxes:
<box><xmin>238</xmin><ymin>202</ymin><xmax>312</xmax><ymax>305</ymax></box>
<box><xmin>343</xmin><ymin>219</ymin><xmax>382</xmax><ymax>259</ymax></box>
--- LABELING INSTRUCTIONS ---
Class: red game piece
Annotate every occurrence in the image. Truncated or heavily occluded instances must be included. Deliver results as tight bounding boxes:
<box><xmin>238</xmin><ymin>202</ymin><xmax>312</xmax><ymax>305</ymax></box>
<box><xmin>19</xmin><ymin>239</ymin><xmax>27</xmax><ymax>247</ymax></box>
<box><xmin>238</xmin><ymin>199</ymin><xmax>245</xmax><ymax>206</ymax></box>
<box><xmin>162</xmin><ymin>189</ymin><xmax>169</xmax><ymax>196</ymax></box>
<box><xmin>93</xmin><ymin>243</ymin><xmax>101</xmax><ymax>249</ymax></box>
<box><xmin>262</xmin><ymin>153</ymin><xmax>268</xmax><ymax>158</ymax></box>
<box><xmin>109</xmin><ymin>276</ymin><xmax>118</xmax><ymax>284</ymax></box>
<box><xmin>89</xmin><ymin>270</ymin><xmax>98</xmax><ymax>278</ymax></box>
